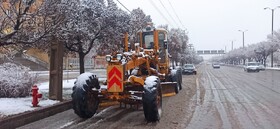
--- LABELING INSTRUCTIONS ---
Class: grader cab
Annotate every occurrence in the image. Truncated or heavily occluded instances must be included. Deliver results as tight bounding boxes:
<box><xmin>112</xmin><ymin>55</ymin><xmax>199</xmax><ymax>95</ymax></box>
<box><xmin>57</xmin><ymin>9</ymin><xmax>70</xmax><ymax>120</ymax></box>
<box><xmin>71</xmin><ymin>24</ymin><xmax>183</xmax><ymax>122</ymax></box>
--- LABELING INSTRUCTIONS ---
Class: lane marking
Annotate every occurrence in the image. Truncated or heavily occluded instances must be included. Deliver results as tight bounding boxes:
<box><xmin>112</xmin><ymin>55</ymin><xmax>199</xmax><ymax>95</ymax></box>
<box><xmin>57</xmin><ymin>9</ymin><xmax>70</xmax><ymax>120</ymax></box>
<box><xmin>195</xmin><ymin>77</ymin><xmax>200</xmax><ymax>105</ymax></box>
<box><xmin>59</xmin><ymin>121</ymin><xmax>74</xmax><ymax>129</ymax></box>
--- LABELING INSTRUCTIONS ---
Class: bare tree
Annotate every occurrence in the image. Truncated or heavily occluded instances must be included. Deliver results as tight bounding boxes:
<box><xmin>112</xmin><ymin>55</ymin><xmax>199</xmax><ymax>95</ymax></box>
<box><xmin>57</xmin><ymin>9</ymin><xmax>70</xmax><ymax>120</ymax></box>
<box><xmin>96</xmin><ymin>0</ymin><xmax>130</xmax><ymax>56</ymax></box>
<box><xmin>129</xmin><ymin>8</ymin><xmax>152</xmax><ymax>42</ymax></box>
<box><xmin>0</xmin><ymin>0</ymin><xmax>63</xmax><ymax>47</ymax></box>
<box><xmin>168</xmin><ymin>28</ymin><xmax>189</xmax><ymax>65</ymax></box>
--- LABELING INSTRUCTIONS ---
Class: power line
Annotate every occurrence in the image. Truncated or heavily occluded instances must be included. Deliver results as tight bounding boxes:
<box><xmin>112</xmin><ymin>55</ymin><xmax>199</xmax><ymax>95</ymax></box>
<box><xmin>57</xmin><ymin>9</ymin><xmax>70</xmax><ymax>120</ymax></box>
<box><xmin>167</xmin><ymin>0</ymin><xmax>186</xmax><ymax>29</ymax></box>
<box><xmin>115</xmin><ymin>0</ymin><xmax>131</xmax><ymax>13</ymax></box>
<box><xmin>159</xmin><ymin>0</ymin><xmax>179</xmax><ymax>27</ymax></box>
<box><xmin>158</xmin><ymin>0</ymin><xmax>180</xmax><ymax>28</ymax></box>
<box><xmin>148</xmin><ymin>0</ymin><xmax>174</xmax><ymax>28</ymax></box>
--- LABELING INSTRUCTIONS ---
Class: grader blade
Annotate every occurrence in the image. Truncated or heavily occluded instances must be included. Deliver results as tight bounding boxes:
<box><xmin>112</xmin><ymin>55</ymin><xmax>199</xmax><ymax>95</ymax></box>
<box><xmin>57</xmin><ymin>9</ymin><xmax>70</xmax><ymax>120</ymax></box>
<box><xmin>160</xmin><ymin>82</ymin><xmax>177</xmax><ymax>96</ymax></box>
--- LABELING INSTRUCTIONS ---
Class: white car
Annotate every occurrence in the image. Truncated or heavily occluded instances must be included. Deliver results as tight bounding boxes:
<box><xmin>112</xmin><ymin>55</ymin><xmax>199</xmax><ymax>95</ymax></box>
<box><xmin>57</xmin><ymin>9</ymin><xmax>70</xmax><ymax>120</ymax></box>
<box><xmin>212</xmin><ymin>63</ymin><xmax>220</xmax><ymax>68</ymax></box>
<box><xmin>244</xmin><ymin>62</ymin><xmax>260</xmax><ymax>72</ymax></box>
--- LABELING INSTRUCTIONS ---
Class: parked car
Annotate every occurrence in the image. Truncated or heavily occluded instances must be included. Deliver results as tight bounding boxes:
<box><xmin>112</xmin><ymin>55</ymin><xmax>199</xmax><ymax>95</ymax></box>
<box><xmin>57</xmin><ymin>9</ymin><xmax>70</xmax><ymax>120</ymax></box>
<box><xmin>257</xmin><ymin>63</ymin><xmax>265</xmax><ymax>71</ymax></box>
<box><xmin>244</xmin><ymin>62</ymin><xmax>260</xmax><ymax>72</ymax></box>
<box><xmin>183</xmin><ymin>64</ymin><xmax>197</xmax><ymax>75</ymax></box>
<box><xmin>212</xmin><ymin>63</ymin><xmax>220</xmax><ymax>68</ymax></box>
<box><xmin>219</xmin><ymin>62</ymin><xmax>225</xmax><ymax>66</ymax></box>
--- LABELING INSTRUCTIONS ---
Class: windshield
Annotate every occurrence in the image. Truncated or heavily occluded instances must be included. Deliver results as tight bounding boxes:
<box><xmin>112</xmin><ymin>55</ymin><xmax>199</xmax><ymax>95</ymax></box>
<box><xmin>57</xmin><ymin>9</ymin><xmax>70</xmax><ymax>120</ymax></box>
<box><xmin>248</xmin><ymin>62</ymin><xmax>258</xmax><ymax>66</ymax></box>
<box><xmin>184</xmin><ymin>64</ymin><xmax>194</xmax><ymax>68</ymax></box>
<box><xmin>142</xmin><ymin>32</ymin><xmax>154</xmax><ymax>49</ymax></box>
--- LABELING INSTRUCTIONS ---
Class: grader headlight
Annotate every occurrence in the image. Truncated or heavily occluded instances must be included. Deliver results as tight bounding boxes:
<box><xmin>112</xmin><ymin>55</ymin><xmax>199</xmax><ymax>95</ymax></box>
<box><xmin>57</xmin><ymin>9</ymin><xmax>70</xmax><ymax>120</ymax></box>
<box><xmin>117</xmin><ymin>54</ymin><xmax>123</xmax><ymax>61</ymax></box>
<box><xmin>106</xmin><ymin>55</ymin><xmax>112</xmax><ymax>62</ymax></box>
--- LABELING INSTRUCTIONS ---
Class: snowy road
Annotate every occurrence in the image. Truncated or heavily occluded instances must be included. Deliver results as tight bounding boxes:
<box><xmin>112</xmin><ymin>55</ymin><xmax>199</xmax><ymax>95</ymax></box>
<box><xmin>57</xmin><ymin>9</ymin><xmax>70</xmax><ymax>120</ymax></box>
<box><xmin>188</xmin><ymin>65</ymin><xmax>280</xmax><ymax>129</ymax></box>
<box><xmin>17</xmin><ymin>65</ymin><xmax>280</xmax><ymax>129</ymax></box>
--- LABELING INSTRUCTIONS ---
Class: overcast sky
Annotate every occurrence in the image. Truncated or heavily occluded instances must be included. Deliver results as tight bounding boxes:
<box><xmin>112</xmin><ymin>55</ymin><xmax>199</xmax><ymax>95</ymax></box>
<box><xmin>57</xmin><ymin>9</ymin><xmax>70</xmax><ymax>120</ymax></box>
<box><xmin>113</xmin><ymin>0</ymin><xmax>280</xmax><ymax>52</ymax></box>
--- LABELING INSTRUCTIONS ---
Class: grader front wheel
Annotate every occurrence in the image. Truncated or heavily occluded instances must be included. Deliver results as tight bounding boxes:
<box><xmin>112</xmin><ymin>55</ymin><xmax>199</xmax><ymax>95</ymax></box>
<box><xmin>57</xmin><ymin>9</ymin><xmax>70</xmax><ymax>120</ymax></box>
<box><xmin>143</xmin><ymin>76</ymin><xmax>162</xmax><ymax>122</ymax></box>
<box><xmin>72</xmin><ymin>73</ymin><xmax>100</xmax><ymax>118</ymax></box>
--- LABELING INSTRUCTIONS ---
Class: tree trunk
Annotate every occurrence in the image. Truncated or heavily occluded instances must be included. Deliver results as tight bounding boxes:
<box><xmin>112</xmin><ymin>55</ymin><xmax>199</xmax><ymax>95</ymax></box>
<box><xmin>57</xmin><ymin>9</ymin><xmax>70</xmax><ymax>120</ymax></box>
<box><xmin>79</xmin><ymin>52</ymin><xmax>85</xmax><ymax>74</ymax></box>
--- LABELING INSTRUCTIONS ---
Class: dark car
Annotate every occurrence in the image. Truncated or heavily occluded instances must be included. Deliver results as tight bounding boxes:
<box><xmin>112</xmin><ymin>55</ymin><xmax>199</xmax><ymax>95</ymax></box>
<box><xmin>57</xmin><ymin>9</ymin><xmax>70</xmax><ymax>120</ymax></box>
<box><xmin>183</xmin><ymin>64</ymin><xmax>197</xmax><ymax>75</ymax></box>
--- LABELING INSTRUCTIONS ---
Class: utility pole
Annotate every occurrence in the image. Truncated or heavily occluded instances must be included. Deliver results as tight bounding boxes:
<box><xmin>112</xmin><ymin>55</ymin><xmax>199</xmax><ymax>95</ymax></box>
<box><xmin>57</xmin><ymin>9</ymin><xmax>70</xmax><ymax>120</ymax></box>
<box><xmin>231</xmin><ymin>41</ymin><xmax>234</xmax><ymax>50</ymax></box>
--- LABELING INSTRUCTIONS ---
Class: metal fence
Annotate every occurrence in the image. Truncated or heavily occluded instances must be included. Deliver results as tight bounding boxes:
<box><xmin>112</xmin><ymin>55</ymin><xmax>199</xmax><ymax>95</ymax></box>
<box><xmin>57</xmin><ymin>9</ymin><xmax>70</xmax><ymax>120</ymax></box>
<box><xmin>63</xmin><ymin>56</ymin><xmax>107</xmax><ymax>70</ymax></box>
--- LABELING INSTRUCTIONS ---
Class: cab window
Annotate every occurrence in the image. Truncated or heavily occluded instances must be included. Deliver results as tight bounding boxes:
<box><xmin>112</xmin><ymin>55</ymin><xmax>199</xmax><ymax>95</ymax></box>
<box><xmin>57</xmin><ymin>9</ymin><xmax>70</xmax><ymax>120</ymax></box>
<box><xmin>142</xmin><ymin>32</ymin><xmax>154</xmax><ymax>49</ymax></box>
<box><xmin>158</xmin><ymin>32</ymin><xmax>166</xmax><ymax>49</ymax></box>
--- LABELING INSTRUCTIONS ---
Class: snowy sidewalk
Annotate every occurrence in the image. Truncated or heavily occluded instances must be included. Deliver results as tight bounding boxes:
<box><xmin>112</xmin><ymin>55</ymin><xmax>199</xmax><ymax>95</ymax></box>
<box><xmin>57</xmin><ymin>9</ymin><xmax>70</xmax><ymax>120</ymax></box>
<box><xmin>0</xmin><ymin>69</ymin><xmax>107</xmax><ymax>118</ymax></box>
<box><xmin>0</xmin><ymin>79</ymin><xmax>76</xmax><ymax>118</ymax></box>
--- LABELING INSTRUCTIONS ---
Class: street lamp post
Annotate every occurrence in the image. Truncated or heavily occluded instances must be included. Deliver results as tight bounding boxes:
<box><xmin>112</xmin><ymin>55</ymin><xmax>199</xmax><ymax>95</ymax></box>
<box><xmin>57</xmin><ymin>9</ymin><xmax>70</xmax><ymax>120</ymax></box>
<box><xmin>231</xmin><ymin>40</ymin><xmax>236</xmax><ymax>51</ymax></box>
<box><xmin>238</xmin><ymin>30</ymin><xmax>248</xmax><ymax>48</ymax></box>
<box><xmin>264</xmin><ymin>6</ymin><xmax>280</xmax><ymax>67</ymax></box>
<box><xmin>238</xmin><ymin>30</ymin><xmax>247</xmax><ymax>65</ymax></box>
<box><xmin>232</xmin><ymin>40</ymin><xmax>234</xmax><ymax>50</ymax></box>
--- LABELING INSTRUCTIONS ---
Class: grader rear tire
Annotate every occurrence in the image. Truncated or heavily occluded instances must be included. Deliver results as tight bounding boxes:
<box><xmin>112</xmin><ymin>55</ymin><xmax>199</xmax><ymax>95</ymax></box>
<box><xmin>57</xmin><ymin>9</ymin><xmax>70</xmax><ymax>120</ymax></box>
<box><xmin>143</xmin><ymin>76</ymin><xmax>162</xmax><ymax>122</ymax></box>
<box><xmin>178</xmin><ymin>70</ymin><xmax>182</xmax><ymax>90</ymax></box>
<box><xmin>72</xmin><ymin>73</ymin><xmax>100</xmax><ymax>118</ymax></box>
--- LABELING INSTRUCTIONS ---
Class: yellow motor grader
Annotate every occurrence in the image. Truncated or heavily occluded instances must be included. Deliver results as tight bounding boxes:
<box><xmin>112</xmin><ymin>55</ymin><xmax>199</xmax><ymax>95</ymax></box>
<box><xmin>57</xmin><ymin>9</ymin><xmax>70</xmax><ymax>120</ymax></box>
<box><xmin>71</xmin><ymin>24</ymin><xmax>183</xmax><ymax>122</ymax></box>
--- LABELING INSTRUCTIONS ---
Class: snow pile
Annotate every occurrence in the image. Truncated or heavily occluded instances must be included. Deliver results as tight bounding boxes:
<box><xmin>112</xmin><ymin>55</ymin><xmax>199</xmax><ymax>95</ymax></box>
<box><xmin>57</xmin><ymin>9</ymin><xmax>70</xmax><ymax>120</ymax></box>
<box><xmin>171</xmin><ymin>69</ymin><xmax>177</xmax><ymax>76</ymax></box>
<box><xmin>0</xmin><ymin>63</ymin><xmax>36</xmax><ymax>98</ymax></box>
<box><xmin>74</xmin><ymin>72</ymin><xmax>100</xmax><ymax>91</ymax></box>
<box><xmin>75</xmin><ymin>72</ymin><xmax>94</xmax><ymax>87</ymax></box>
<box><xmin>131</xmin><ymin>68</ymin><xmax>138</xmax><ymax>75</ymax></box>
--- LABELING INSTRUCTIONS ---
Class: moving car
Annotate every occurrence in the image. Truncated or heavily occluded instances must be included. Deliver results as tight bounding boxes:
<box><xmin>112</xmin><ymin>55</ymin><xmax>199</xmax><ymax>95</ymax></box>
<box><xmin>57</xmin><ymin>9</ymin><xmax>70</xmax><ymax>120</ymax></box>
<box><xmin>183</xmin><ymin>64</ymin><xmax>197</xmax><ymax>75</ymax></box>
<box><xmin>212</xmin><ymin>63</ymin><xmax>220</xmax><ymax>68</ymax></box>
<box><xmin>244</xmin><ymin>62</ymin><xmax>260</xmax><ymax>72</ymax></box>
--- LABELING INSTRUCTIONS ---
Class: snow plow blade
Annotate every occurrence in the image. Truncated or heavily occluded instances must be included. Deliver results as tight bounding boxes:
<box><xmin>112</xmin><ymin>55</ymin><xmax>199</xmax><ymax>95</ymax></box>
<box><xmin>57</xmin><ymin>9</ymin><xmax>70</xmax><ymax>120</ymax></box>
<box><xmin>161</xmin><ymin>82</ymin><xmax>177</xmax><ymax>96</ymax></box>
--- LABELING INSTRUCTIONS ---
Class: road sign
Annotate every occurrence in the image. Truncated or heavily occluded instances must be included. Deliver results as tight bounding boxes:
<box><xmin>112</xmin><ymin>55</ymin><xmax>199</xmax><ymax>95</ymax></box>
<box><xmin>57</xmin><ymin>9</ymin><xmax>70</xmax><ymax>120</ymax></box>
<box><xmin>197</xmin><ymin>50</ymin><xmax>226</xmax><ymax>55</ymax></box>
<box><xmin>107</xmin><ymin>65</ymin><xmax>124</xmax><ymax>92</ymax></box>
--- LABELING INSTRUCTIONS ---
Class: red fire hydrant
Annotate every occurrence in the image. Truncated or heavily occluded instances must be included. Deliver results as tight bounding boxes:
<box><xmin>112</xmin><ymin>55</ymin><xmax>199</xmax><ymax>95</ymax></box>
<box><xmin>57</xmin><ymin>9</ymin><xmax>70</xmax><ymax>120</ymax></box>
<box><xmin>32</xmin><ymin>85</ymin><xmax>42</xmax><ymax>107</ymax></box>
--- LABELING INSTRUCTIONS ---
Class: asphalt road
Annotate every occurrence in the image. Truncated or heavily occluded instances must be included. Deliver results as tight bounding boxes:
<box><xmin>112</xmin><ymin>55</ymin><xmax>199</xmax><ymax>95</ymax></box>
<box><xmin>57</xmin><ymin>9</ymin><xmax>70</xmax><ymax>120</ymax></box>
<box><xmin>188</xmin><ymin>64</ymin><xmax>280</xmax><ymax>129</ymax></box>
<box><xmin>17</xmin><ymin>64</ymin><xmax>280</xmax><ymax>129</ymax></box>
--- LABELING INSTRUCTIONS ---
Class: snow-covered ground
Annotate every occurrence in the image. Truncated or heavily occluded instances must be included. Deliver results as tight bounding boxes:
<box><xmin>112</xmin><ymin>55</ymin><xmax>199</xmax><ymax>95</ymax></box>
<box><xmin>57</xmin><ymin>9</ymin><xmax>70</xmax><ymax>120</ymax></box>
<box><xmin>0</xmin><ymin>98</ymin><xmax>59</xmax><ymax>117</ymax></box>
<box><xmin>266</xmin><ymin>67</ymin><xmax>280</xmax><ymax>70</ymax></box>
<box><xmin>0</xmin><ymin>79</ymin><xmax>76</xmax><ymax>118</ymax></box>
<box><xmin>0</xmin><ymin>76</ymin><xmax>107</xmax><ymax>118</ymax></box>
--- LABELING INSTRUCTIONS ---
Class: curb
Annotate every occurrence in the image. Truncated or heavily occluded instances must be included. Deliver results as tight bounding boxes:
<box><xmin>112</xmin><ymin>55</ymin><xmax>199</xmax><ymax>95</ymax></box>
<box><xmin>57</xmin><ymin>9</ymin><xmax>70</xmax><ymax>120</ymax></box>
<box><xmin>225</xmin><ymin>65</ymin><xmax>280</xmax><ymax>71</ymax></box>
<box><xmin>265</xmin><ymin>68</ymin><xmax>280</xmax><ymax>71</ymax></box>
<box><xmin>0</xmin><ymin>100</ymin><xmax>72</xmax><ymax>129</ymax></box>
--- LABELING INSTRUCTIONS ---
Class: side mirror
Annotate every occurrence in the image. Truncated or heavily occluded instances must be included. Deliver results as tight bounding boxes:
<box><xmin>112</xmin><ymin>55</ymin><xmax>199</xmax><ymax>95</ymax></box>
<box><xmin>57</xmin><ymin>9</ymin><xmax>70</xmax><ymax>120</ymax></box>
<box><xmin>164</xmin><ymin>40</ymin><xmax>168</xmax><ymax>49</ymax></box>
